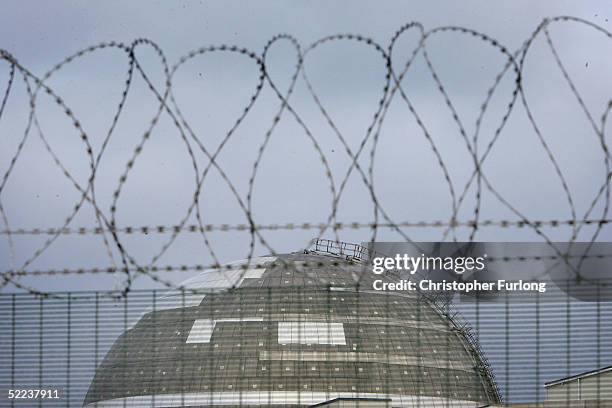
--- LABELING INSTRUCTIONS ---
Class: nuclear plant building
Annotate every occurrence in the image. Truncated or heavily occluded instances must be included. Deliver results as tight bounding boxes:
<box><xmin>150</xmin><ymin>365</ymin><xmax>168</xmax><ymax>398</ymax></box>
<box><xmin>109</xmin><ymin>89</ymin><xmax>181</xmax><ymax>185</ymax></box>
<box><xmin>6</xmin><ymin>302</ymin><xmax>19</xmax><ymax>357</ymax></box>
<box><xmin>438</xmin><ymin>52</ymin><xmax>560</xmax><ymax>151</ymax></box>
<box><xmin>84</xmin><ymin>240</ymin><xmax>501</xmax><ymax>407</ymax></box>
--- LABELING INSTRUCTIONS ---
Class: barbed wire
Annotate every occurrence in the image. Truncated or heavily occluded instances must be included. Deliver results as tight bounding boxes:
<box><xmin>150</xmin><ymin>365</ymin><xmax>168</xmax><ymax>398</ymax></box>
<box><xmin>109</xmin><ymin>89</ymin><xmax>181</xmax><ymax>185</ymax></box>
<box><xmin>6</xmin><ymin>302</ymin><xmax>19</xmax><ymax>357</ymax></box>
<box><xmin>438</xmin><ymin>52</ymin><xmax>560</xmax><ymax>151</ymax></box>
<box><xmin>1</xmin><ymin>16</ymin><xmax>612</xmax><ymax>298</ymax></box>
<box><xmin>5</xmin><ymin>253</ymin><xmax>612</xmax><ymax>278</ymax></box>
<box><xmin>1</xmin><ymin>217</ymin><xmax>610</xmax><ymax>236</ymax></box>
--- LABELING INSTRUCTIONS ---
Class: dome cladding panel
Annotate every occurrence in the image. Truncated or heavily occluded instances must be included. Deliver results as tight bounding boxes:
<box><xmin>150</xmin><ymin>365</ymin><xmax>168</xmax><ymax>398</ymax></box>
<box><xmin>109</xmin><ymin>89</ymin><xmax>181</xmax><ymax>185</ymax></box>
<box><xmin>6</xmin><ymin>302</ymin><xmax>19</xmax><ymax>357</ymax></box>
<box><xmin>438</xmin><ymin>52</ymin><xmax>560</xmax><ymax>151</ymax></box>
<box><xmin>84</xmin><ymin>252</ymin><xmax>499</xmax><ymax>407</ymax></box>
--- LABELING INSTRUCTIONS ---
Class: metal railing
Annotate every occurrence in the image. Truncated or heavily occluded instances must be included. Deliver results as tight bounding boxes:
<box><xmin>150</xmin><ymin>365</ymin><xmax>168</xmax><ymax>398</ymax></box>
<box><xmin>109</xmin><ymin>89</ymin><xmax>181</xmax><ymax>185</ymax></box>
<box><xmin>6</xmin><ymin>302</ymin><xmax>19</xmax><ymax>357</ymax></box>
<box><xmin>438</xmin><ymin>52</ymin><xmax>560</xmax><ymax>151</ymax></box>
<box><xmin>311</xmin><ymin>238</ymin><xmax>379</xmax><ymax>263</ymax></box>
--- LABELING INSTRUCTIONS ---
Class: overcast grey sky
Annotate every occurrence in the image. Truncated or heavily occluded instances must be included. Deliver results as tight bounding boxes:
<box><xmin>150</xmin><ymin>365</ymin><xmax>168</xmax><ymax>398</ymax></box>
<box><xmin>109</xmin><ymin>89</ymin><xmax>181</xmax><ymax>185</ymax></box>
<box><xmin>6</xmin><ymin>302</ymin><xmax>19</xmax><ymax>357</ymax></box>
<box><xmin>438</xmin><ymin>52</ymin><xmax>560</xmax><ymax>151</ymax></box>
<box><xmin>1</xmin><ymin>3</ymin><xmax>611</xmax><ymax>405</ymax></box>
<box><xmin>1</xmin><ymin>1</ymin><xmax>612</xmax><ymax>292</ymax></box>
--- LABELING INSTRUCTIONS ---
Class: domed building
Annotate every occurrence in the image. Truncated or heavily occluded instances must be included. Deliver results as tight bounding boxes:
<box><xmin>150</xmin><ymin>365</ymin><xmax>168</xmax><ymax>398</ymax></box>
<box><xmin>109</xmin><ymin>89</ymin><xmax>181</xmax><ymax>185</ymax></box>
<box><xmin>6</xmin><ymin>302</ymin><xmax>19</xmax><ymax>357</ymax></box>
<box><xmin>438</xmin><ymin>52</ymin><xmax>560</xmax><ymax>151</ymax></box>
<box><xmin>84</xmin><ymin>240</ymin><xmax>500</xmax><ymax>407</ymax></box>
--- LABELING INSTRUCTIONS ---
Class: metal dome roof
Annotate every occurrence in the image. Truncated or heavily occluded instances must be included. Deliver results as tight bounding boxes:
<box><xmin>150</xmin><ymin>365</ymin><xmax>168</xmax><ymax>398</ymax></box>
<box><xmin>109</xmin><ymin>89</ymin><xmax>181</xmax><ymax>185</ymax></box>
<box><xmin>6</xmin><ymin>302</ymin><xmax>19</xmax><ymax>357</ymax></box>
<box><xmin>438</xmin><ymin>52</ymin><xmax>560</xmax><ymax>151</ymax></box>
<box><xmin>85</xmin><ymin>244</ymin><xmax>500</xmax><ymax>407</ymax></box>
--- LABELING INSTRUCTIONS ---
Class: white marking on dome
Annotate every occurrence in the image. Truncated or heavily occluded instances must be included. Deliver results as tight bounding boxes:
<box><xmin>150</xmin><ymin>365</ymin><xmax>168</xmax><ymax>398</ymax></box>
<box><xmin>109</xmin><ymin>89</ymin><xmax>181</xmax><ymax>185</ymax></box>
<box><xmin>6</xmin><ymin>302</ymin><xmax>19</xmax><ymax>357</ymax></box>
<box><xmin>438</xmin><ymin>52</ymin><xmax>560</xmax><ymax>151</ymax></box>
<box><xmin>240</xmin><ymin>268</ymin><xmax>266</xmax><ymax>278</ymax></box>
<box><xmin>186</xmin><ymin>319</ymin><xmax>215</xmax><ymax>343</ymax></box>
<box><xmin>236</xmin><ymin>268</ymin><xmax>266</xmax><ymax>286</ymax></box>
<box><xmin>278</xmin><ymin>322</ymin><xmax>346</xmax><ymax>345</ymax></box>
<box><xmin>157</xmin><ymin>293</ymin><xmax>206</xmax><ymax>310</ymax></box>
<box><xmin>226</xmin><ymin>256</ymin><xmax>277</xmax><ymax>266</ymax></box>
<box><xmin>186</xmin><ymin>317</ymin><xmax>265</xmax><ymax>343</ymax></box>
<box><xmin>161</xmin><ymin>256</ymin><xmax>278</xmax><ymax>292</ymax></box>
<box><xmin>129</xmin><ymin>292</ymin><xmax>207</xmax><ymax>328</ymax></box>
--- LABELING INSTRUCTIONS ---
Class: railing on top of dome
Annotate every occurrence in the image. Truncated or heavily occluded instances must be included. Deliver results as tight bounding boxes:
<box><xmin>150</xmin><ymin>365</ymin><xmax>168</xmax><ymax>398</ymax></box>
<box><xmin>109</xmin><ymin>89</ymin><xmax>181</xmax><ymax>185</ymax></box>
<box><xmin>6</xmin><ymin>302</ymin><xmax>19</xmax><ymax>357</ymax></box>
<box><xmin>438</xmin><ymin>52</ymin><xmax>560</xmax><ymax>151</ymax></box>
<box><xmin>310</xmin><ymin>238</ymin><xmax>430</xmax><ymax>282</ymax></box>
<box><xmin>311</xmin><ymin>238</ymin><xmax>379</xmax><ymax>263</ymax></box>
